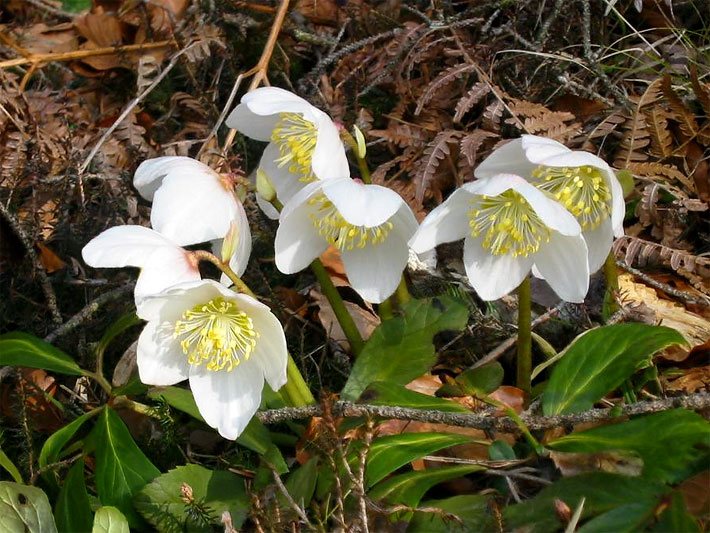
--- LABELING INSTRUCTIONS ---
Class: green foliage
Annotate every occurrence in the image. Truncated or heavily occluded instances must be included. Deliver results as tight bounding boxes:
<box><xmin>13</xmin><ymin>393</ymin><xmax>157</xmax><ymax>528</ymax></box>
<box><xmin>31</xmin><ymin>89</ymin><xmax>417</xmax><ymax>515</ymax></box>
<box><xmin>55</xmin><ymin>458</ymin><xmax>93</xmax><ymax>533</ymax></box>
<box><xmin>134</xmin><ymin>464</ymin><xmax>248</xmax><ymax>532</ymax></box>
<box><xmin>369</xmin><ymin>465</ymin><xmax>484</xmax><ymax>510</ymax></box>
<box><xmin>0</xmin><ymin>482</ymin><xmax>57</xmax><ymax>533</ymax></box>
<box><xmin>282</xmin><ymin>457</ymin><xmax>319</xmax><ymax>510</ymax></box>
<box><xmin>0</xmin><ymin>332</ymin><xmax>83</xmax><ymax>375</ymax></box>
<box><xmin>548</xmin><ymin>409</ymin><xmax>710</xmax><ymax>483</ymax></box>
<box><xmin>488</xmin><ymin>440</ymin><xmax>516</xmax><ymax>461</ymax></box>
<box><xmin>342</xmin><ymin>296</ymin><xmax>469</xmax><ymax>400</ymax></box>
<box><xmin>503</xmin><ymin>473</ymin><xmax>669</xmax><ymax>532</ymax></box>
<box><xmin>92</xmin><ymin>506</ymin><xmax>130</xmax><ymax>533</ymax></box>
<box><xmin>0</xmin><ymin>448</ymin><xmax>22</xmax><ymax>483</ymax></box>
<box><xmin>408</xmin><ymin>494</ymin><xmax>495</xmax><ymax>532</ymax></box>
<box><xmin>364</xmin><ymin>432</ymin><xmax>473</xmax><ymax>487</ymax></box>
<box><xmin>39</xmin><ymin>409</ymin><xmax>100</xmax><ymax>487</ymax></box>
<box><xmin>149</xmin><ymin>386</ymin><xmax>288</xmax><ymax>473</ymax></box>
<box><xmin>358</xmin><ymin>381</ymin><xmax>469</xmax><ymax>412</ymax></box>
<box><xmin>61</xmin><ymin>0</ymin><xmax>91</xmax><ymax>12</ymax></box>
<box><xmin>85</xmin><ymin>407</ymin><xmax>160</xmax><ymax>527</ymax></box>
<box><xmin>437</xmin><ymin>362</ymin><xmax>504</xmax><ymax>396</ymax></box>
<box><xmin>543</xmin><ymin>324</ymin><xmax>686</xmax><ymax>415</ymax></box>
<box><xmin>95</xmin><ymin>312</ymin><xmax>141</xmax><ymax>362</ymax></box>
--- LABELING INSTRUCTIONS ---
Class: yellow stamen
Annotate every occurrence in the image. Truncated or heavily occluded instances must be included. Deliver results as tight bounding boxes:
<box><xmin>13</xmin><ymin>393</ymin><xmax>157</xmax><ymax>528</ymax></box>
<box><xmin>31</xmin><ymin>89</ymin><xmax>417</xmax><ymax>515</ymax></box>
<box><xmin>173</xmin><ymin>298</ymin><xmax>259</xmax><ymax>372</ymax></box>
<box><xmin>271</xmin><ymin>113</ymin><xmax>318</xmax><ymax>183</ymax></box>
<box><xmin>308</xmin><ymin>194</ymin><xmax>393</xmax><ymax>251</ymax></box>
<box><xmin>532</xmin><ymin>165</ymin><xmax>611</xmax><ymax>230</ymax></box>
<box><xmin>468</xmin><ymin>190</ymin><xmax>550</xmax><ymax>257</ymax></box>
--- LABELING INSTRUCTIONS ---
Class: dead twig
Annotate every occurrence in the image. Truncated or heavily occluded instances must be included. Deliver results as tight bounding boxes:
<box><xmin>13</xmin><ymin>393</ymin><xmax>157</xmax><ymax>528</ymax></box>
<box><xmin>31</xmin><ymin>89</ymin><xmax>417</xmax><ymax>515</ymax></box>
<box><xmin>257</xmin><ymin>393</ymin><xmax>710</xmax><ymax>432</ymax></box>
<box><xmin>616</xmin><ymin>260</ymin><xmax>709</xmax><ymax>306</ymax></box>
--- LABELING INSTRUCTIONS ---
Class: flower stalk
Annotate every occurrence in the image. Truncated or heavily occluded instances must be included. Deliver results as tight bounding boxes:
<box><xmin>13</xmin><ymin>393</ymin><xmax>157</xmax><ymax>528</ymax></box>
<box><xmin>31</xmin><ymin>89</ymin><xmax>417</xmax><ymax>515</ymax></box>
<box><xmin>516</xmin><ymin>277</ymin><xmax>533</xmax><ymax>397</ymax></box>
<box><xmin>602</xmin><ymin>251</ymin><xmax>620</xmax><ymax>321</ymax></box>
<box><xmin>310</xmin><ymin>258</ymin><xmax>365</xmax><ymax>356</ymax></box>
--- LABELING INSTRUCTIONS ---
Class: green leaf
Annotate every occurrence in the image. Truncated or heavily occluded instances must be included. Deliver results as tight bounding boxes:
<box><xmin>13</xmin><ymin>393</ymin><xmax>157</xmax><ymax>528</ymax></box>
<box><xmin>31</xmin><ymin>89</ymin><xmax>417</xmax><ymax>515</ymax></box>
<box><xmin>409</xmin><ymin>494</ymin><xmax>494</xmax><ymax>532</ymax></box>
<box><xmin>134</xmin><ymin>464</ymin><xmax>248</xmax><ymax>532</ymax></box>
<box><xmin>86</xmin><ymin>407</ymin><xmax>160</xmax><ymax>527</ymax></box>
<box><xmin>365</xmin><ymin>432</ymin><xmax>473</xmax><ymax>487</ymax></box>
<box><xmin>452</xmin><ymin>362</ymin><xmax>504</xmax><ymax>395</ymax></box>
<box><xmin>548</xmin><ymin>409</ymin><xmax>710</xmax><ymax>483</ymax></box>
<box><xmin>577</xmin><ymin>503</ymin><xmax>655</xmax><ymax>533</ymax></box>
<box><xmin>0</xmin><ymin>448</ymin><xmax>22</xmax><ymax>483</ymax></box>
<box><xmin>0</xmin><ymin>332</ymin><xmax>83</xmax><ymax>375</ymax></box>
<box><xmin>0</xmin><ymin>482</ymin><xmax>58</xmax><ymax>533</ymax></box>
<box><xmin>342</xmin><ymin>296</ymin><xmax>468</xmax><ymax>400</ymax></box>
<box><xmin>96</xmin><ymin>312</ymin><xmax>141</xmax><ymax>361</ymax></box>
<box><xmin>488</xmin><ymin>440</ymin><xmax>516</xmax><ymax>461</ymax></box>
<box><xmin>503</xmin><ymin>473</ymin><xmax>668</xmax><ymax>533</ymax></box>
<box><xmin>358</xmin><ymin>381</ymin><xmax>469</xmax><ymax>412</ymax></box>
<box><xmin>39</xmin><ymin>408</ymin><xmax>100</xmax><ymax>486</ymax></box>
<box><xmin>149</xmin><ymin>386</ymin><xmax>287</xmax><ymax>473</ymax></box>
<box><xmin>55</xmin><ymin>458</ymin><xmax>93</xmax><ymax>533</ymax></box>
<box><xmin>61</xmin><ymin>0</ymin><xmax>91</xmax><ymax>12</ymax></box>
<box><xmin>92</xmin><ymin>506</ymin><xmax>130</xmax><ymax>533</ymax></box>
<box><xmin>543</xmin><ymin>324</ymin><xmax>686</xmax><ymax>415</ymax></box>
<box><xmin>369</xmin><ymin>465</ymin><xmax>483</xmax><ymax>510</ymax></box>
<box><xmin>651</xmin><ymin>492</ymin><xmax>700</xmax><ymax>533</ymax></box>
<box><xmin>282</xmin><ymin>457</ymin><xmax>319</xmax><ymax>510</ymax></box>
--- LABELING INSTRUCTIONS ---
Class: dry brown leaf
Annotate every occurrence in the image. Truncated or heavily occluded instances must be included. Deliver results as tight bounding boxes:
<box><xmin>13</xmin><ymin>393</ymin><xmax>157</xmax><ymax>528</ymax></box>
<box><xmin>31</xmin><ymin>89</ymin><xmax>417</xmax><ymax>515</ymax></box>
<box><xmin>664</xmin><ymin>365</ymin><xmax>710</xmax><ymax>393</ymax></box>
<box><xmin>618</xmin><ymin>273</ymin><xmax>709</xmax><ymax>361</ymax></box>
<box><xmin>489</xmin><ymin>386</ymin><xmax>525</xmax><ymax>414</ymax></box>
<box><xmin>36</xmin><ymin>242</ymin><xmax>66</xmax><ymax>274</ymax></box>
<box><xmin>677</xmin><ymin>470</ymin><xmax>710</xmax><ymax>517</ymax></box>
<box><xmin>550</xmin><ymin>450</ymin><xmax>644</xmax><ymax>477</ymax></box>
<box><xmin>309</xmin><ymin>289</ymin><xmax>380</xmax><ymax>351</ymax></box>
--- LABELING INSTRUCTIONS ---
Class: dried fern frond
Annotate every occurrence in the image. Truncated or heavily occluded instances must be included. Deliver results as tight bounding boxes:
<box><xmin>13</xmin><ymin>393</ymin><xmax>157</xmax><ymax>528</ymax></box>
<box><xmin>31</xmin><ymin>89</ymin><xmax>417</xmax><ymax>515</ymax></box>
<box><xmin>453</xmin><ymin>82</ymin><xmax>490</xmax><ymax>123</ymax></box>
<box><xmin>415</xmin><ymin>63</ymin><xmax>477</xmax><ymax>116</ymax></box>
<box><xmin>414</xmin><ymin>129</ymin><xmax>463</xmax><ymax>204</ymax></box>
<box><xmin>661</xmin><ymin>75</ymin><xmax>700</xmax><ymax>142</ymax></box>
<box><xmin>628</xmin><ymin>162</ymin><xmax>696</xmax><ymax>193</ymax></box>
<box><xmin>459</xmin><ymin>130</ymin><xmax>498</xmax><ymax>168</ymax></box>
<box><xmin>615</xmin><ymin>235</ymin><xmax>710</xmax><ymax>277</ymax></box>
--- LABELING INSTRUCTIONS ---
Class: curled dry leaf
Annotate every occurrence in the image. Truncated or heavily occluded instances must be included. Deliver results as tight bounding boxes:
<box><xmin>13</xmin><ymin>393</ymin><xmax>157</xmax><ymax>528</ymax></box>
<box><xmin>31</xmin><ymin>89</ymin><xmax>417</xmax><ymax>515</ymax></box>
<box><xmin>309</xmin><ymin>289</ymin><xmax>380</xmax><ymax>351</ymax></box>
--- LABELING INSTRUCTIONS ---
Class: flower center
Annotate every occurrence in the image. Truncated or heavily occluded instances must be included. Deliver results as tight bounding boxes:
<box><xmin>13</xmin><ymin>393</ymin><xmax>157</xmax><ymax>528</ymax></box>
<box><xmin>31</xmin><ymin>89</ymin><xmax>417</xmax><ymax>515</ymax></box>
<box><xmin>532</xmin><ymin>165</ymin><xmax>611</xmax><ymax>230</ymax></box>
<box><xmin>469</xmin><ymin>190</ymin><xmax>550</xmax><ymax>257</ymax></box>
<box><xmin>271</xmin><ymin>112</ymin><xmax>318</xmax><ymax>183</ymax></box>
<box><xmin>308</xmin><ymin>194</ymin><xmax>393</xmax><ymax>251</ymax></box>
<box><xmin>173</xmin><ymin>298</ymin><xmax>259</xmax><ymax>372</ymax></box>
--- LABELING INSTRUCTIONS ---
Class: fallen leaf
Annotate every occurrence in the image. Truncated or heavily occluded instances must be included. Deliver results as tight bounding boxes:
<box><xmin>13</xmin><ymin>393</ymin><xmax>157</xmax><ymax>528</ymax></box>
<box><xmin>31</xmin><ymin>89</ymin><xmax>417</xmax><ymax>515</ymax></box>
<box><xmin>309</xmin><ymin>289</ymin><xmax>380</xmax><ymax>350</ymax></box>
<box><xmin>489</xmin><ymin>386</ymin><xmax>525</xmax><ymax>414</ymax></box>
<box><xmin>36</xmin><ymin>242</ymin><xmax>65</xmax><ymax>273</ymax></box>
<box><xmin>663</xmin><ymin>365</ymin><xmax>710</xmax><ymax>393</ymax></box>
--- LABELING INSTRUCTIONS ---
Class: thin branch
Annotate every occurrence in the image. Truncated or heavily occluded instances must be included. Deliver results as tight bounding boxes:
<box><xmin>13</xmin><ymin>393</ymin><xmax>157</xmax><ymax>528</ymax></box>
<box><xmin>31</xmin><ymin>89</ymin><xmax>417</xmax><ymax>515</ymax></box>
<box><xmin>257</xmin><ymin>393</ymin><xmax>710</xmax><ymax>432</ymax></box>
<box><xmin>616</xmin><ymin>260</ymin><xmax>709</xmax><ymax>306</ymax></box>
<box><xmin>0</xmin><ymin>201</ymin><xmax>62</xmax><ymax>325</ymax></box>
<box><xmin>44</xmin><ymin>283</ymin><xmax>135</xmax><ymax>343</ymax></box>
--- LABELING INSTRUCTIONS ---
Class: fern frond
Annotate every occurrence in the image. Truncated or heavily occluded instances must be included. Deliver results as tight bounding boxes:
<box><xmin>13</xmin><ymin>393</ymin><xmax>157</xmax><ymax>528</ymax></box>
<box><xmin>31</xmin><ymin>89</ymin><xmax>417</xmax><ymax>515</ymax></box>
<box><xmin>414</xmin><ymin>129</ymin><xmax>463</xmax><ymax>203</ymax></box>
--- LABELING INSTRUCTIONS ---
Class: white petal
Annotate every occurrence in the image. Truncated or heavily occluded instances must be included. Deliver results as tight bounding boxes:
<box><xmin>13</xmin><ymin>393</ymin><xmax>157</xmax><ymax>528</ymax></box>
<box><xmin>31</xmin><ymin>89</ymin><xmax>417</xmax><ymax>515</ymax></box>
<box><xmin>520</xmin><ymin>135</ymin><xmax>571</xmax><ymax>163</ymax></box>
<box><xmin>151</xmin><ymin>170</ymin><xmax>240</xmax><ymax>245</ymax></box>
<box><xmin>323</xmin><ymin>179</ymin><xmax>404</xmax><ymax>227</ymax></box>
<box><xmin>274</xmin><ymin>198</ymin><xmax>328</xmax><ymax>274</ymax></box>
<box><xmin>136</xmin><ymin>279</ymin><xmax>229</xmax><ymax>321</ymax></box>
<box><xmin>134</xmin><ymin>247</ymin><xmax>201</xmax><ymax>305</ymax></box>
<box><xmin>341</xmin><ymin>229</ymin><xmax>410</xmax><ymax>303</ymax></box>
<box><xmin>409</xmin><ymin>187</ymin><xmax>472</xmax><ymax>253</ymax></box>
<box><xmin>82</xmin><ymin>225</ymin><xmax>177</xmax><ymax>268</ymax></box>
<box><xmin>474</xmin><ymin>138</ymin><xmax>537</xmax><ymax>179</ymax></box>
<box><xmin>311</xmin><ymin>113</ymin><xmax>349</xmax><ymax>180</ymax></box>
<box><xmin>534</xmin><ymin>232</ymin><xmax>589</xmax><ymax>303</ymax></box>
<box><xmin>239</xmin><ymin>297</ymin><xmax>288</xmax><ymax>391</ymax></box>
<box><xmin>583</xmin><ymin>218</ymin><xmax>613</xmax><ymax>273</ymax></box>
<box><xmin>136</xmin><ymin>320</ymin><xmax>191</xmax><ymax>386</ymax></box>
<box><xmin>134</xmin><ymin>156</ymin><xmax>211</xmax><ymax>201</ymax></box>
<box><xmin>189</xmin><ymin>361</ymin><xmax>264</xmax><ymax>440</ymax></box>
<box><xmin>534</xmin><ymin>149</ymin><xmax>608</xmax><ymax>172</ymax></box>
<box><xmin>462</xmin><ymin>236</ymin><xmax>534</xmax><ymax>300</ymax></box>
<box><xmin>259</xmin><ymin>142</ymin><xmax>310</xmax><ymax>205</ymax></box>
<box><xmin>606</xmin><ymin>170</ymin><xmax>625</xmax><ymax>237</ymax></box>
<box><xmin>225</xmin><ymin>102</ymin><xmax>279</xmax><ymax>141</ymax></box>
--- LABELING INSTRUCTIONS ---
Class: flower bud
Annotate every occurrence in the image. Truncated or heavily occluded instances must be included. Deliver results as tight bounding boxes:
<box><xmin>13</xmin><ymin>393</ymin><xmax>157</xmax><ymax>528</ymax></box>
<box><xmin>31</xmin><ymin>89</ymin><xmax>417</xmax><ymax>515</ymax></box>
<box><xmin>221</xmin><ymin>220</ymin><xmax>240</xmax><ymax>263</ymax></box>
<box><xmin>353</xmin><ymin>125</ymin><xmax>367</xmax><ymax>159</ymax></box>
<box><xmin>256</xmin><ymin>169</ymin><xmax>276</xmax><ymax>203</ymax></box>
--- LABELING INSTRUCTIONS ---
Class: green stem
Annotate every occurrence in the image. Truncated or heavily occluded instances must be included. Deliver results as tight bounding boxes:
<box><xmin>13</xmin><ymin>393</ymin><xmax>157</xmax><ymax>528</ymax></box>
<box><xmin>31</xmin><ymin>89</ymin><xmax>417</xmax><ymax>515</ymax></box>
<box><xmin>340</xmin><ymin>129</ymin><xmax>371</xmax><ymax>184</ymax></box>
<box><xmin>192</xmin><ymin>250</ymin><xmax>255</xmax><ymax>297</ymax></box>
<box><xmin>281</xmin><ymin>356</ymin><xmax>316</xmax><ymax>407</ymax></box>
<box><xmin>356</xmin><ymin>156</ymin><xmax>371</xmax><ymax>185</ymax></box>
<box><xmin>516</xmin><ymin>277</ymin><xmax>532</xmax><ymax>397</ymax></box>
<box><xmin>83</xmin><ymin>370</ymin><xmax>112</xmax><ymax>395</ymax></box>
<box><xmin>379</xmin><ymin>276</ymin><xmax>410</xmax><ymax>319</ymax></box>
<box><xmin>310</xmin><ymin>258</ymin><xmax>365</xmax><ymax>356</ymax></box>
<box><xmin>602</xmin><ymin>252</ymin><xmax>620</xmax><ymax>321</ymax></box>
<box><xmin>395</xmin><ymin>276</ymin><xmax>411</xmax><ymax>305</ymax></box>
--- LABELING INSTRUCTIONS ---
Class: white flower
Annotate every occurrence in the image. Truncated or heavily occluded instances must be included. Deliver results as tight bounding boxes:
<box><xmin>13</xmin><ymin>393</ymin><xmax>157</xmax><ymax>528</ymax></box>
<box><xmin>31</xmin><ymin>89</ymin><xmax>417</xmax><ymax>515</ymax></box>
<box><xmin>82</xmin><ymin>225</ymin><xmax>201</xmax><ymax>306</ymax></box>
<box><xmin>475</xmin><ymin>135</ymin><xmax>624</xmax><ymax>272</ymax></box>
<box><xmin>226</xmin><ymin>87</ymin><xmax>349</xmax><ymax>216</ymax></box>
<box><xmin>275</xmin><ymin>177</ymin><xmax>419</xmax><ymax>303</ymax></box>
<box><xmin>409</xmin><ymin>174</ymin><xmax>590</xmax><ymax>302</ymax></box>
<box><xmin>136</xmin><ymin>280</ymin><xmax>287</xmax><ymax>440</ymax></box>
<box><xmin>134</xmin><ymin>156</ymin><xmax>251</xmax><ymax>247</ymax></box>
